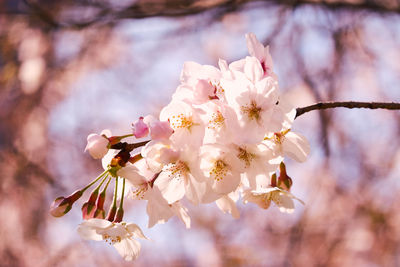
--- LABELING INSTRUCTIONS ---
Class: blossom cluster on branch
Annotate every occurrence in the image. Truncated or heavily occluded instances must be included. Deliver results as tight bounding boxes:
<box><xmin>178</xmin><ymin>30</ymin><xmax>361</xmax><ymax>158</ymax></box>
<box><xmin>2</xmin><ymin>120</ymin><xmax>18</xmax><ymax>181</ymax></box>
<box><xmin>50</xmin><ymin>33</ymin><xmax>310</xmax><ymax>261</ymax></box>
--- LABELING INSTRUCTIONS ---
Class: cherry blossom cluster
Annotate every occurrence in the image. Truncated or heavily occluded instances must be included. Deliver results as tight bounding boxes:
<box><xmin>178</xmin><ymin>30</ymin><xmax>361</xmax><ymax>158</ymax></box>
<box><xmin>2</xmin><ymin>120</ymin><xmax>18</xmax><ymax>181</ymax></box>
<box><xmin>50</xmin><ymin>33</ymin><xmax>310</xmax><ymax>261</ymax></box>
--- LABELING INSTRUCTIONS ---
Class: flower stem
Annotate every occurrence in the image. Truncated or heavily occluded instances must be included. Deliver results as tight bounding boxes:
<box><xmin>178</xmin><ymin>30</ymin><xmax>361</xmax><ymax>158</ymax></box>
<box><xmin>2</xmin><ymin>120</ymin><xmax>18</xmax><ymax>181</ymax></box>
<box><xmin>112</xmin><ymin>177</ymin><xmax>118</xmax><ymax>208</ymax></box>
<box><xmin>118</xmin><ymin>134</ymin><xmax>134</xmax><ymax>139</ymax></box>
<box><xmin>81</xmin><ymin>169</ymin><xmax>109</xmax><ymax>192</ymax></box>
<box><xmin>119</xmin><ymin>178</ymin><xmax>125</xmax><ymax>209</ymax></box>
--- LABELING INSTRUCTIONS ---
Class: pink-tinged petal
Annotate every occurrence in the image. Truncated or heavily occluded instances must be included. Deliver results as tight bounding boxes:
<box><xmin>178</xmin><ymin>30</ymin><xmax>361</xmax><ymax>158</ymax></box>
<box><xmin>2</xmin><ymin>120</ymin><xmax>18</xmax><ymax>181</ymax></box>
<box><xmin>244</xmin><ymin>56</ymin><xmax>264</xmax><ymax>82</ymax></box>
<box><xmin>245</xmin><ymin>33</ymin><xmax>265</xmax><ymax>61</ymax></box>
<box><xmin>150</xmin><ymin>121</ymin><xmax>173</xmax><ymax>140</ymax></box>
<box><xmin>283</xmin><ymin>132</ymin><xmax>310</xmax><ymax>162</ymax></box>
<box><xmin>216</xmin><ymin>195</ymin><xmax>240</xmax><ymax>219</ymax></box>
<box><xmin>193</xmin><ymin>79</ymin><xmax>215</xmax><ymax>101</ymax></box>
<box><xmin>132</xmin><ymin>117</ymin><xmax>149</xmax><ymax>138</ymax></box>
<box><xmin>263</xmin><ymin>45</ymin><xmax>274</xmax><ymax>72</ymax></box>
<box><xmin>113</xmin><ymin>238</ymin><xmax>141</xmax><ymax>261</ymax></box>
<box><xmin>154</xmin><ymin>168</ymin><xmax>186</xmax><ymax>204</ymax></box>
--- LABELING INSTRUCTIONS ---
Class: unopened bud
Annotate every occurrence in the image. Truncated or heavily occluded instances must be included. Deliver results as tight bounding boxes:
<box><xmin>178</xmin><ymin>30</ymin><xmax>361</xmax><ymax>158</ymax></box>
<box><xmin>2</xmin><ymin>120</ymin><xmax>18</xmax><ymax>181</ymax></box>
<box><xmin>85</xmin><ymin>131</ymin><xmax>110</xmax><ymax>159</ymax></box>
<box><xmin>94</xmin><ymin>208</ymin><xmax>105</xmax><ymax>219</ymax></box>
<box><xmin>93</xmin><ymin>191</ymin><xmax>106</xmax><ymax>219</ymax></box>
<box><xmin>50</xmin><ymin>197</ymin><xmax>71</xmax><ymax>217</ymax></box>
<box><xmin>114</xmin><ymin>208</ymin><xmax>124</xmax><ymax>223</ymax></box>
<box><xmin>81</xmin><ymin>189</ymin><xmax>100</xmax><ymax>220</ymax></box>
<box><xmin>107</xmin><ymin>206</ymin><xmax>117</xmax><ymax>222</ymax></box>
<box><xmin>278</xmin><ymin>162</ymin><xmax>293</xmax><ymax>191</ymax></box>
<box><xmin>132</xmin><ymin>117</ymin><xmax>149</xmax><ymax>138</ymax></box>
<box><xmin>50</xmin><ymin>190</ymin><xmax>83</xmax><ymax>217</ymax></box>
<box><xmin>81</xmin><ymin>202</ymin><xmax>96</xmax><ymax>220</ymax></box>
<box><xmin>270</xmin><ymin>173</ymin><xmax>277</xmax><ymax>187</ymax></box>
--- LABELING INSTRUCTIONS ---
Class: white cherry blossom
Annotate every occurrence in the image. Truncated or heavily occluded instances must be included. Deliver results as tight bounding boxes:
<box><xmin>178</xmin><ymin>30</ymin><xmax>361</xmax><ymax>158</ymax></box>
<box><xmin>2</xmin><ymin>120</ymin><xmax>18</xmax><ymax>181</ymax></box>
<box><xmin>159</xmin><ymin>100</ymin><xmax>205</xmax><ymax>148</ymax></box>
<box><xmin>242</xmin><ymin>186</ymin><xmax>304</xmax><ymax>214</ymax></box>
<box><xmin>221</xmin><ymin>68</ymin><xmax>279</xmax><ymax>143</ymax></box>
<box><xmin>77</xmin><ymin>218</ymin><xmax>147</xmax><ymax>261</ymax></box>
<box><xmin>264</xmin><ymin>129</ymin><xmax>310</xmax><ymax>163</ymax></box>
<box><xmin>199</xmin><ymin>144</ymin><xmax>244</xmax><ymax>196</ymax></box>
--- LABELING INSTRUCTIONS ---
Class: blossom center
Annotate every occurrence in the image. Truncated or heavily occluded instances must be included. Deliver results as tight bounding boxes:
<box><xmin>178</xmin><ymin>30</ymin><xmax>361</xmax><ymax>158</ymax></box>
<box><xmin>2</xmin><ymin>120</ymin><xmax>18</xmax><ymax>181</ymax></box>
<box><xmin>237</xmin><ymin>147</ymin><xmax>256</xmax><ymax>167</ymax></box>
<box><xmin>132</xmin><ymin>184</ymin><xmax>148</xmax><ymax>200</ymax></box>
<box><xmin>103</xmin><ymin>233</ymin><xmax>122</xmax><ymax>244</ymax></box>
<box><xmin>170</xmin><ymin>114</ymin><xmax>194</xmax><ymax>130</ymax></box>
<box><xmin>241</xmin><ymin>100</ymin><xmax>262</xmax><ymax>122</ymax></box>
<box><xmin>210</xmin><ymin>159</ymin><xmax>228</xmax><ymax>181</ymax></box>
<box><xmin>208</xmin><ymin>111</ymin><xmax>225</xmax><ymax>129</ymax></box>
<box><xmin>165</xmin><ymin>160</ymin><xmax>189</xmax><ymax>180</ymax></box>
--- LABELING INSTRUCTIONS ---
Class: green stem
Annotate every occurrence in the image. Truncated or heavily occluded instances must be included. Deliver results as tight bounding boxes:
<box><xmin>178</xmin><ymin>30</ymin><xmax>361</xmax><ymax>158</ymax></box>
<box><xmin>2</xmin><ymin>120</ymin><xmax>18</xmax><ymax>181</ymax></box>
<box><xmin>94</xmin><ymin>174</ymin><xmax>108</xmax><ymax>193</ymax></box>
<box><xmin>112</xmin><ymin>177</ymin><xmax>118</xmax><ymax>208</ymax></box>
<box><xmin>119</xmin><ymin>178</ymin><xmax>126</xmax><ymax>209</ymax></box>
<box><xmin>101</xmin><ymin>177</ymin><xmax>112</xmax><ymax>194</ymax></box>
<box><xmin>81</xmin><ymin>169</ymin><xmax>109</xmax><ymax>192</ymax></box>
<box><xmin>118</xmin><ymin>134</ymin><xmax>134</xmax><ymax>139</ymax></box>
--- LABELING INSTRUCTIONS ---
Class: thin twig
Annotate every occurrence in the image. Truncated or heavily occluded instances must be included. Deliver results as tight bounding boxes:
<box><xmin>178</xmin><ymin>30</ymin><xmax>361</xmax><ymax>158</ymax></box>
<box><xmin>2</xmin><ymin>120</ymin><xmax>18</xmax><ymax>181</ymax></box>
<box><xmin>295</xmin><ymin>101</ymin><xmax>400</xmax><ymax>118</ymax></box>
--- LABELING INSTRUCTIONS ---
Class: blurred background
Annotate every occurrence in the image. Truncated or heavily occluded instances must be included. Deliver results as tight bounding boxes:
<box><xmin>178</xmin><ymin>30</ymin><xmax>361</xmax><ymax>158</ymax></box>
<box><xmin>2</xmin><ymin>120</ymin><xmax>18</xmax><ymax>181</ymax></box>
<box><xmin>1</xmin><ymin>0</ymin><xmax>400</xmax><ymax>266</ymax></box>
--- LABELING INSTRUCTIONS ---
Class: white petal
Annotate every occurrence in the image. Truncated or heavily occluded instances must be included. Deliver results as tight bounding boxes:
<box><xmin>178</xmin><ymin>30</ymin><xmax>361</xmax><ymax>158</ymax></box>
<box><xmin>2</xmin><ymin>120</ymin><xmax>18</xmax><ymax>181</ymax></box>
<box><xmin>126</xmin><ymin>223</ymin><xmax>147</xmax><ymax>240</ymax></box>
<box><xmin>145</xmin><ymin>187</ymin><xmax>174</xmax><ymax>228</ymax></box>
<box><xmin>171</xmin><ymin>202</ymin><xmax>191</xmax><ymax>229</ymax></box>
<box><xmin>117</xmin><ymin>164</ymin><xmax>147</xmax><ymax>186</ymax></box>
<box><xmin>184</xmin><ymin>175</ymin><xmax>207</xmax><ymax>205</ymax></box>
<box><xmin>216</xmin><ymin>195</ymin><xmax>240</xmax><ymax>219</ymax></box>
<box><xmin>154</xmin><ymin>168</ymin><xmax>186</xmax><ymax>204</ymax></box>
<box><xmin>113</xmin><ymin>238</ymin><xmax>141</xmax><ymax>261</ymax></box>
<box><xmin>283</xmin><ymin>132</ymin><xmax>310</xmax><ymax>162</ymax></box>
<box><xmin>276</xmin><ymin>194</ymin><xmax>295</xmax><ymax>214</ymax></box>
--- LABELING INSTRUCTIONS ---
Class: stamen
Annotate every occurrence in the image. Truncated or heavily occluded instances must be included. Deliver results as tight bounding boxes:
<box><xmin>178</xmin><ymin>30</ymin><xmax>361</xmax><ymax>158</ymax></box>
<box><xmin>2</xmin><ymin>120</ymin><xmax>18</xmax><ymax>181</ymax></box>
<box><xmin>241</xmin><ymin>100</ymin><xmax>262</xmax><ymax>122</ymax></box>
<box><xmin>165</xmin><ymin>161</ymin><xmax>189</xmax><ymax>181</ymax></box>
<box><xmin>170</xmin><ymin>114</ymin><xmax>194</xmax><ymax>130</ymax></box>
<box><xmin>208</xmin><ymin>111</ymin><xmax>225</xmax><ymax>129</ymax></box>
<box><xmin>210</xmin><ymin>159</ymin><xmax>228</xmax><ymax>181</ymax></box>
<box><xmin>237</xmin><ymin>147</ymin><xmax>256</xmax><ymax>168</ymax></box>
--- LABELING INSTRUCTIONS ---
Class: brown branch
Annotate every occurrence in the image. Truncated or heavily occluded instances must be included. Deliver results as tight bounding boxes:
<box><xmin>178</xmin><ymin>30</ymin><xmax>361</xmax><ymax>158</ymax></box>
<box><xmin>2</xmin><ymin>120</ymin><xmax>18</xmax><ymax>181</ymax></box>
<box><xmin>18</xmin><ymin>0</ymin><xmax>400</xmax><ymax>30</ymax></box>
<box><xmin>295</xmin><ymin>101</ymin><xmax>400</xmax><ymax>118</ymax></box>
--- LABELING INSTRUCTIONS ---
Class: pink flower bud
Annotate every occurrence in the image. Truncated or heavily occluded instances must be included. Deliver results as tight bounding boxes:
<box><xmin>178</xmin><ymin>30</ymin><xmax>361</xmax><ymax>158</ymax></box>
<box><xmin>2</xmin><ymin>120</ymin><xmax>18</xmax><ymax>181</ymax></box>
<box><xmin>50</xmin><ymin>197</ymin><xmax>71</xmax><ymax>217</ymax></box>
<box><xmin>114</xmin><ymin>207</ymin><xmax>124</xmax><ymax>223</ymax></box>
<box><xmin>107</xmin><ymin>206</ymin><xmax>117</xmax><ymax>222</ymax></box>
<box><xmin>94</xmin><ymin>208</ymin><xmax>106</xmax><ymax>219</ymax></box>
<box><xmin>93</xmin><ymin>191</ymin><xmax>106</xmax><ymax>219</ymax></box>
<box><xmin>81</xmin><ymin>202</ymin><xmax>96</xmax><ymax>220</ymax></box>
<box><xmin>132</xmin><ymin>117</ymin><xmax>149</xmax><ymax>138</ymax></box>
<box><xmin>85</xmin><ymin>130</ymin><xmax>110</xmax><ymax>159</ymax></box>
<box><xmin>278</xmin><ymin>162</ymin><xmax>292</xmax><ymax>191</ymax></box>
<box><xmin>50</xmin><ymin>190</ymin><xmax>83</xmax><ymax>217</ymax></box>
